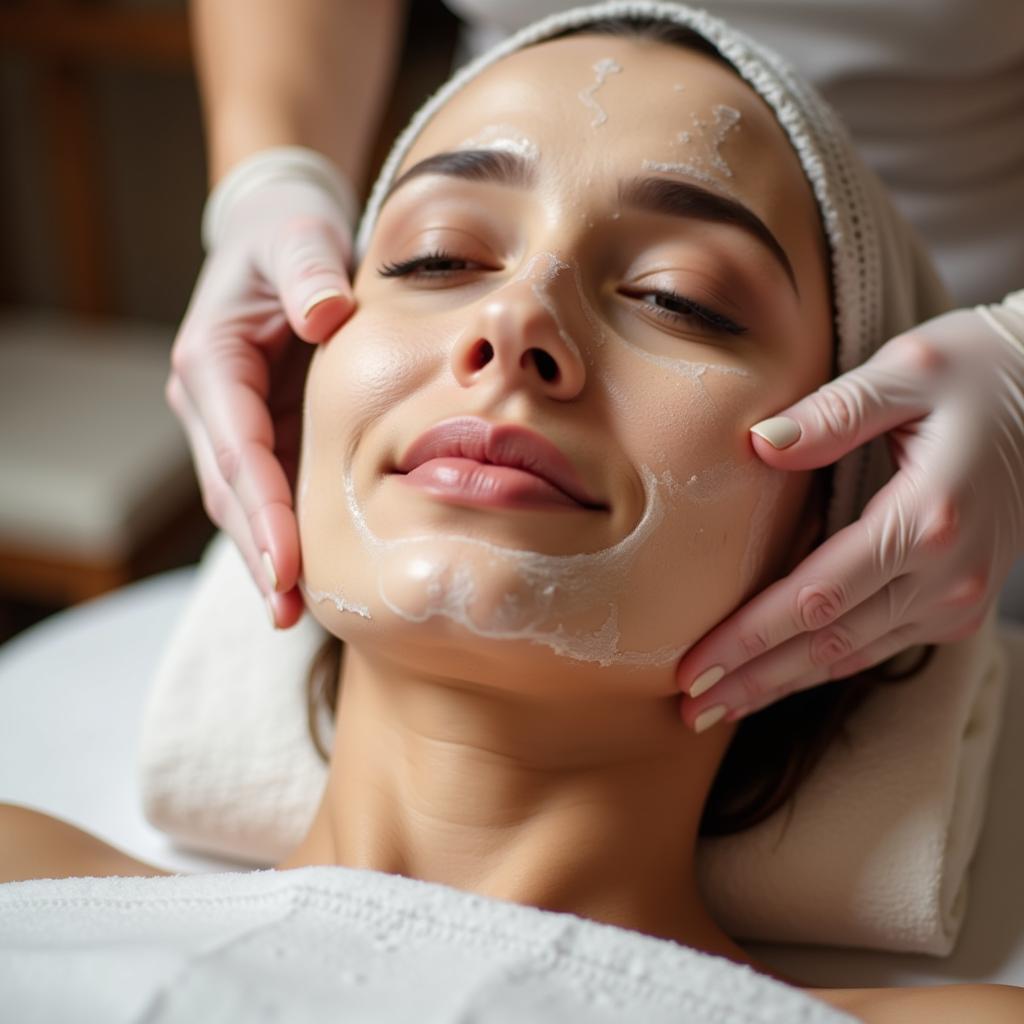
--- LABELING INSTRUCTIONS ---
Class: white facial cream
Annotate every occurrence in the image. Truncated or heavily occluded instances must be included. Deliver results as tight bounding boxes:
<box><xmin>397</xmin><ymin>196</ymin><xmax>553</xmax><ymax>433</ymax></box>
<box><xmin>458</xmin><ymin>123</ymin><xmax>540</xmax><ymax>162</ymax></box>
<box><xmin>578</xmin><ymin>57</ymin><xmax>623</xmax><ymax>128</ymax></box>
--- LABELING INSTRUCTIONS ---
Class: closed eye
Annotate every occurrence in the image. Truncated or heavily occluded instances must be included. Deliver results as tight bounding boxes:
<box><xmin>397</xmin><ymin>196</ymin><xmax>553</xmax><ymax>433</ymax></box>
<box><xmin>377</xmin><ymin>249</ymin><xmax>487</xmax><ymax>279</ymax></box>
<box><xmin>623</xmin><ymin>287</ymin><xmax>748</xmax><ymax>336</ymax></box>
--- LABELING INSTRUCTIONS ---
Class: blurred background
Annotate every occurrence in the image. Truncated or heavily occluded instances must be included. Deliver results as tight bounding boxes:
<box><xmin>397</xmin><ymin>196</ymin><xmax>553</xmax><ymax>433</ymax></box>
<box><xmin>0</xmin><ymin>0</ymin><xmax>459</xmax><ymax>644</ymax></box>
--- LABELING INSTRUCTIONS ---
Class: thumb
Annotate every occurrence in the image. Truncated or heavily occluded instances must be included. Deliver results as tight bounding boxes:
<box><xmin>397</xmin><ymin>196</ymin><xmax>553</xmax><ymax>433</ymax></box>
<box><xmin>749</xmin><ymin>345</ymin><xmax>933</xmax><ymax>470</ymax></box>
<box><xmin>272</xmin><ymin>217</ymin><xmax>356</xmax><ymax>343</ymax></box>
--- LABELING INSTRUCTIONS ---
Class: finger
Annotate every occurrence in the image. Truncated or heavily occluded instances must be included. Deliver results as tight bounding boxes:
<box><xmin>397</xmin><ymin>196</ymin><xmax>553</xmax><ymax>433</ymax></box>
<box><xmin>676</xmin><ymin>516</ymin><xmax>896</xmax><ymax>695</ymax></box>
<box><xmin>749</xmin><ymin>333</ymin><xmax>935</xmax><ymax>469</ymax></box>
<box><xmin>181</xmin><ymin>343</ymin><xmax>303</xmax><ymax>594</ymax></box>
<box><xmin>269</xmin><ymin>217</ymin><xmax>355</xmax><ymax>343</ymax></box>
<box><xmin>272</xmin><ymin>585</ymin><xmax>307</xmax><ymax>631</ymax></box>
<box><xmin>678</xmin><ymin>575</ymin><xmax>923</xmax><ymax>725</ymax></box>
<box><xmin>168</xmin><ymin>374</ymin><xmax>280</xmax><ymax>609</ymax></box>
<box><xmin>172</xmin><ymin>376</ymin><xmax>309</xmax><ymax>631</ymax></box>
<box><xmin>723</xmin><ymin>623</ymin><xmax>927</xmax><ymax>724</ymax></box>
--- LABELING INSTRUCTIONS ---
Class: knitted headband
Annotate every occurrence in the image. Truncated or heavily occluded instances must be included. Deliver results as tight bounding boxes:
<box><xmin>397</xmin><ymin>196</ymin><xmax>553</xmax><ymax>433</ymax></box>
<box><xmin>354</xmin><ymin>1</ymin><xmax>950</xmax><ymax>540</ymax></box>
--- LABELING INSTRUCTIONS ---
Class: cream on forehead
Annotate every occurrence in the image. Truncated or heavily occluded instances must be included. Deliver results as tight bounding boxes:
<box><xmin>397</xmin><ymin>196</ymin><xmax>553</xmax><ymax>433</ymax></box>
<box><xmin>643</xmin><ymin>103</ymin><xmax>743</xmax><ymax>190</ymax></box>
<box><xmin>687</xmin><ymin>104</ymin><xmax>742</xmax><ymax>178</ymax></box>
<box><xmin>578</xmin><ymin>57</ymin><xmax>622</xmax><ymax>128</ymax></box>
<box><xmin>457</xmin><ymin>123</ymin><xmax>540</xmax><ymax>162</ymax></box>
<box><xmin>642</xmin><ymin>159</ymin><xmax>731</xmax><ymax>193</ymax></box>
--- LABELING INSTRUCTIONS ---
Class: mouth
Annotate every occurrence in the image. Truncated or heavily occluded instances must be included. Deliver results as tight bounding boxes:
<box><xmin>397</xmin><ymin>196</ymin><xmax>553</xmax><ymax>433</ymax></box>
<box><xmin>392</xmin><ymin>416</ymin><xmax>608</xmax><ymax>512</ymax></box>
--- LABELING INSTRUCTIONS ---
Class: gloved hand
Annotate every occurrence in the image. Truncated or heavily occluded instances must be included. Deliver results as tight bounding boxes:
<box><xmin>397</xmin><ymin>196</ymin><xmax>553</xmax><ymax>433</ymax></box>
<box><xmin>676</xmin><ymin>295</ymin><xmax>1024</xmax><ymax>731</ymax></box>
<box><xmin>167</xmin><ymin>147</ymin><xmax>358</xmax><ymax>629</ymax></box>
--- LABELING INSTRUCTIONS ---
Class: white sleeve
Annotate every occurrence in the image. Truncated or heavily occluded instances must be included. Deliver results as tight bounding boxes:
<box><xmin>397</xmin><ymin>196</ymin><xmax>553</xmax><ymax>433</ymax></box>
<box><xmin>976</xmin><ymin>290</ymin><xmax>1024</xmax><ymax>356</ymax></box>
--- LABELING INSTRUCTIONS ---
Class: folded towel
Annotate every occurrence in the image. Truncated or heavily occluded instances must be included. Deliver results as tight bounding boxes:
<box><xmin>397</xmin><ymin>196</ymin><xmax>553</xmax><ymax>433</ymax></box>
<box><xmin>695</xmin><ymin>604</ymin><xmax>1007</xmax><ymax>956</ymax></box>
<box><xmin>138</xmin><ymin>532</ymin><xmax>1007</xmax><ymax>956</ymax></box>
<box><xmin>0</xmin><ymin>865</ymin><xmax>858</xmax><ymax>1023</ymax></box>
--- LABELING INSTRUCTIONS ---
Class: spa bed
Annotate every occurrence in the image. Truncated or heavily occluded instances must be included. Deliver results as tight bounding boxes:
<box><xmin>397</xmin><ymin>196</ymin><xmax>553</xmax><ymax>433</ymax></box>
<box><xmin>0</xmin><ymin>565</ymin><xmax>1022</xmax><ymax>1001</ymax></box>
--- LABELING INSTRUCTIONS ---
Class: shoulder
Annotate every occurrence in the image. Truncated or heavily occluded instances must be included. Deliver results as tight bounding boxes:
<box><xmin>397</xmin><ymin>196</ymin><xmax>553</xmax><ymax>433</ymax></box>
<box><xmin>0</xmin><ymin>802</ymin><xmax>173</xmax><ymax>882</ymax></box>
<box><xmin>811</xmin><ymin>983</ymin><xmax>1024</xmax><ymax>1023</ymax></box>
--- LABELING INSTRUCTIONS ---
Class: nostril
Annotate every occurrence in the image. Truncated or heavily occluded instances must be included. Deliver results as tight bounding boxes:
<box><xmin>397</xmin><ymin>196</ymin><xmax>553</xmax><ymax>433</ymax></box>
<box><xmin>471</xmin><ymin>340</ymin><xmax>494</xmax><ymax>371</ymax></box>
<box><xmin>531</xmin><ymin>348</ymin><xmax>560</xmax><ymax>383</ymax></box>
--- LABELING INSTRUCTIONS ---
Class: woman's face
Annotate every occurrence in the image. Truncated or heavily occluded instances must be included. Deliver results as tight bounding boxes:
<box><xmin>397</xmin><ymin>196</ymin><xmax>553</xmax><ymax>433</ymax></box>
<box><xmin>297</xmin><ymin>32</ymin><xmax>833</xmax><ymax>698</ymax></box>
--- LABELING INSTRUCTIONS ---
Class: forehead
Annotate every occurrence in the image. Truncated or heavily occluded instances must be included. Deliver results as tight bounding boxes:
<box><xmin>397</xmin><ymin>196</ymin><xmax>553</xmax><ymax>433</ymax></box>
<box><xmin>401</xmin><ymin>33</ymin><xmax>804</xmax><ymax>205</ymax></box>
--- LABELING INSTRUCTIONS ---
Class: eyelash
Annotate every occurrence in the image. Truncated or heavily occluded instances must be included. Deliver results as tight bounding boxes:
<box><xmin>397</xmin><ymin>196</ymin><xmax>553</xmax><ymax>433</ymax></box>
<box><xmin>378</xmin><ymin>249</ymin><xmax>472</xmax><ymax>278</ymax></box>
<box><xmin>376</xmin><ymin>249</ymin><xmax>748</xmax><ymax>336</ymax></box>
<box><xmin>636</xmin><ymin>288</ymin><xmax>747</xmax><ymax>336</ymax></box>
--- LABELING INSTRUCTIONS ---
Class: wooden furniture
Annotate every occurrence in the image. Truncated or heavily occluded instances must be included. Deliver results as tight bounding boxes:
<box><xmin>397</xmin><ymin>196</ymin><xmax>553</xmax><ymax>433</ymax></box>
<box><xmin>0</xmin><ymin>3</ymin><xmax>209</xmax><ymax>609</ymax></box>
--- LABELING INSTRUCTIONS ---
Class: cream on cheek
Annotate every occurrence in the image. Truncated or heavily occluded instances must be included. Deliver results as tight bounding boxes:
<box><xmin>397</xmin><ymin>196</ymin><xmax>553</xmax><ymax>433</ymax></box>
<box><xmin>298</xmin><ymin>252</ymin><xmax>790</xmax><ymax>669</ymax></box>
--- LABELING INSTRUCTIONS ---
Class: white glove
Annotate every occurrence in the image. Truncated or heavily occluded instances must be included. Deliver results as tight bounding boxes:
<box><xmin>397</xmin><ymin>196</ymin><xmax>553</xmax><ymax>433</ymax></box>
<box><xmin>676</xmin><ymin>293</ymin><xmax>1024</xmax><ymax>730</ymax></box>
<box><xmin>167</xmin><ymin>147</ymin><xmax>358</xmax><ymax>629</ymax></box>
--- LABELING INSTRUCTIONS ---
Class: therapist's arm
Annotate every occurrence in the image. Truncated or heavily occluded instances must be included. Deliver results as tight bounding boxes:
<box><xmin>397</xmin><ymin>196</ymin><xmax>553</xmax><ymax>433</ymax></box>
<box><xmin>167</xmin><ymin>0</ymin><xmax>407</xmax><ymax>630</ymax></box>
<box><xmin>191</xmin><ymin>0</ymin><xmax>406</xmax><ymax>192</ymax></box>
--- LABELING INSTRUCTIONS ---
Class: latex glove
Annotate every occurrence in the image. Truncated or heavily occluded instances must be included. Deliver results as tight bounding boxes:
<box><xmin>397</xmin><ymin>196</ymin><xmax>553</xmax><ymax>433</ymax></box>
<box><xmin>676</xmin><ymin>294</ymin><xmax>1024</xmax><ymax>732</ymax></box>
<box><xmin>167</xmin><ymin>147</ymin><xmax>358</xmax><ymax>629</ymax></box>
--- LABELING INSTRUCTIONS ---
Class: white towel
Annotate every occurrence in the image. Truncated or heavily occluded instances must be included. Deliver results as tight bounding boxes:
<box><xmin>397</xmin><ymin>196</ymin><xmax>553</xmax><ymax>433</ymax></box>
<box><xmin>0</xmin><ymin>865</ymin><xmax>858</xmax><ymax>1023</ymax></box>
<box><xmin>138</xmin><ymin>532</ymin><xmax>1008</xmax><ymax>957</ymax></box>
<box><xmin>695</xmin><ymin>607</ymin><xmax>1008</xmax><ymax>956</ymax></box>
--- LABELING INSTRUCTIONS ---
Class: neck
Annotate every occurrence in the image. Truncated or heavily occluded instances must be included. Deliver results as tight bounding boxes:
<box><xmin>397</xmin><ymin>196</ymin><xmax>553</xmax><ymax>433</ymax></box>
<box><xmin>278</xmin><ymin>642</ymin><xmax>753</xmax><ymax>965</ymax></box>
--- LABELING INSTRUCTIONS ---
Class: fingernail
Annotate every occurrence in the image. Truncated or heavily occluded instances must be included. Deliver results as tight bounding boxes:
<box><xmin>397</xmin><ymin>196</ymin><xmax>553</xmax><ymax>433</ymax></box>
<box><xmin>265</xmin><ymin>596</ymin><xmax>277</xmax><ymax>629</ymax></box>
<box><xmin>302</xmin><ymin>288</ymin><xmax>345</xmax><ymax>321</ymax></box>
<box><xmin>261</xmin><ymin>550</ymin><xmax>279</xmax><ymax>592</ymax></box>
<box><xmin>694</xmin><ymin>705</ymin><xmax>728</xmax><ymax>734</ymax></box>
<box><xmin>750</xmin><ymin>416</ymin><xmax>802</xmax><ymax>449</ymax></box>
<box><xmin>689</xmin><ymin>664</ymin><xmax>725</xmax><ymax>698</ymax></box>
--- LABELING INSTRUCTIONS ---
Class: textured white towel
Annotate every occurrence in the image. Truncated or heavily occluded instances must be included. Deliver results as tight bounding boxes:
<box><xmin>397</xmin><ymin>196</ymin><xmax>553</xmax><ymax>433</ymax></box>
<box><xmin>138</xmin><ymin>532</ymin><xmax>1007</xmax><ymax>957</ymax></box>
<box><xmin>0</xmin><ymin>865</ymin><xmax>857</xmax><ymax>1023</ymax></box>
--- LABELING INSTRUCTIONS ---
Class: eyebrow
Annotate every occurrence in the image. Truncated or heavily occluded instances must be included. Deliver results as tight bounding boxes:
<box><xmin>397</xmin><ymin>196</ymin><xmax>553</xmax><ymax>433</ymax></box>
<box><xmin>384</xmin><ymin>148</ymin><xmax>537</xmax><ymax>200</ymax></box>
<box><xmin>383</xmin><ymin>149</ymin><xmax>798</xmax><ymax>294</ymax></box>
<box><xmin>619</xmin><ymin>175</ymin><xmax>798</xmax><ymax>294</ymax></box>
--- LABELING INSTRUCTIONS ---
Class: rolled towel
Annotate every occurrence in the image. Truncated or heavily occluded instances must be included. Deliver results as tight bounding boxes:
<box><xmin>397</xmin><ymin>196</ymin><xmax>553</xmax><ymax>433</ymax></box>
<box><xmin>138</xmin><ymin>531</ymin><xmax>1008</xmax><ymax>956</ymax></box>
<box><xmin>695</xmin><ymin>604</ymin><xmax>1007</xmax><ymax>956</ymax></box>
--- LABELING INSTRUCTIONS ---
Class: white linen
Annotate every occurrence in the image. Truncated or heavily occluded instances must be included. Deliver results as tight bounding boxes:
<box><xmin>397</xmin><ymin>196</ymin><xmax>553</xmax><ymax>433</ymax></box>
<box><xmin>2</xmin><ymin>568</ymin><xmax>1023</xmax><ymax>986</ymax></box>
<box><xmin>0</xmin><ymin>865</ymin><xmax>857</xmax><ymax>1024</ymax></box>
<box><xmin>0</xmin><ymin>567</ymin><xmax>231</xmax><ymax>876</ymax></box>
<box><xmin>137</xmin><ymin>533</ymin><xmax>1008</xmax><ymax>956</ymax></box>
<box><xmin>444</xmin><ymin>0</ymin><xmax>1024</xmax><ymax>309</ymax></box>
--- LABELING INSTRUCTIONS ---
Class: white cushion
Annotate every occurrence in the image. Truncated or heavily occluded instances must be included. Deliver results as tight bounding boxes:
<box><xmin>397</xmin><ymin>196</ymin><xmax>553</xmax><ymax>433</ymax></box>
<box><xmin>0</xmin><ymin>310</ymin><xmax>195</xmax><ymax>560</ymax></box>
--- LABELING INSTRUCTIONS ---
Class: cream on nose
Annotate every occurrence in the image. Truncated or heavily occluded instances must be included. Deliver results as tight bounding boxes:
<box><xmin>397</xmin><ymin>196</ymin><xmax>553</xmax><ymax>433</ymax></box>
<box><xmin>450</xmin><ymin>271</ymin><xmax>586</xmax><ymax>398</ymax></box>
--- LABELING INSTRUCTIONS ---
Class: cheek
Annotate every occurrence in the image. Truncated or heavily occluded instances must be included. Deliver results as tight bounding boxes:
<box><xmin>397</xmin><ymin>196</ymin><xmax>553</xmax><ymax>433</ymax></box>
<box><xmin>599</xmin><ymin>358</ymin><xmax>795</xmax><ymax>652</ymax></box>
<box><xmin>296</xmin><ymin>314</ymin><xmax>441</xmax><ymax>625</ymax></box>
<box><xmin>297</xmin><ymin>307</ymin><xmax>458</xmax><ymax>501</ymax></box>
<box><xmin>317</xmin><ymin>311</ymin><xmax>440</xmax><ymax>415</ymax></box>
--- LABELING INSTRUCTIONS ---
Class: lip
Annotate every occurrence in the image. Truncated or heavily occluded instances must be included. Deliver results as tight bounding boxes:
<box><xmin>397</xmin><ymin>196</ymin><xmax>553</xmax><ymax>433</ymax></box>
<box><xmin>394</xmin><ymin>416</ymin><xmax>606</xmax><ymax>511</ymax></box>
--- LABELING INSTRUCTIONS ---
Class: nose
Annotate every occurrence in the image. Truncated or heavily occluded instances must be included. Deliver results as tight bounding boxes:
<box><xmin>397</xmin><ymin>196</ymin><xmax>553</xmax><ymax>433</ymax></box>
<box><xmin>450</xmin><ymin>274</ymin><xmax>586</xmax><ymax>400</ymax></box>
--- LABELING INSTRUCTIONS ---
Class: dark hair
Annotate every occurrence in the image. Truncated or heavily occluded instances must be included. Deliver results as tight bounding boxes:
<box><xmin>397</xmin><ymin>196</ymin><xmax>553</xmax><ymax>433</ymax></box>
<box><xmin>545</xmin><ymin>15</ymin><xmax>733</xmax><ymax>63</ymax></box>
<box><xmin>304</xmin><ymin>14</ymin><xmax>934</xmax><ymax>837</ymax></box>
